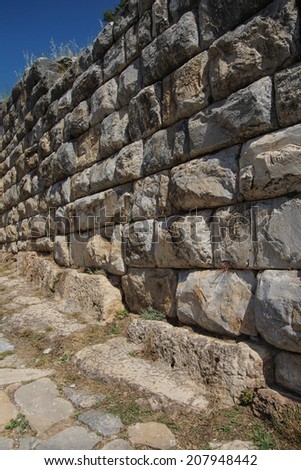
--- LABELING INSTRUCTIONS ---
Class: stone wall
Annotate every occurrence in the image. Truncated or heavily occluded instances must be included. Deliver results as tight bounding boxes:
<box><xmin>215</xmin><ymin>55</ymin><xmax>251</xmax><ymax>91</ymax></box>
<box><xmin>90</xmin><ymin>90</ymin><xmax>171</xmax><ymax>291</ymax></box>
<box><xmin>1</xmin><ymin>0</ymin><xmax>301</xmax><ymax>397</ymax></box>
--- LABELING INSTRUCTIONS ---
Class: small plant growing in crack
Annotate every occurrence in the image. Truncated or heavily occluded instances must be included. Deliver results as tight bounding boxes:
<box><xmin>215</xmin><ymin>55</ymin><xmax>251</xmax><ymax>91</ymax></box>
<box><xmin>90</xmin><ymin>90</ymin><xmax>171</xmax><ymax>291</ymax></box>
<box><xmin>5</xmin><ymin>414</ymin><xmax>30</xmax><ymax>433</ymax></box>
<box><xmin>140</xmin><ymin>307</ymin><xmax>166</xmax><ymax>321</ymax></box>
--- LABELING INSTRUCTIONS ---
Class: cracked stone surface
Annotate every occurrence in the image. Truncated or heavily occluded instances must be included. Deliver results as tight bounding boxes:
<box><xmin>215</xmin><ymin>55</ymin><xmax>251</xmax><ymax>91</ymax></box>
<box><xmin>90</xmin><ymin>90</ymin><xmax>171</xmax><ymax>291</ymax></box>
<box><xmin>78</xmin><ymin>410</ymin><xmax>123</xmax><ymax>437</ymax></box>
<box><xmin>36</xmin><ymin>426</ymin><xmax>101</xmax><ymax>450</ymax></box>
<box><xmin>0</xmin><ymin>437</ymin><xmax>14</xmax><ymax>450</ymax></box>
<box><xmin>63</xmin><ymin>387</ymin><xmax>106</xmax><ymax>409</ymax></box>
<box><xmin>0</xmin><ymin>368</ymin><xmax>54</xmax><ymax>386</ymax></box>
<box><xmin>0</xmin><ymin>391</ymin><xmax>18</xmax><ymax>429</ymax></box>
<box><xmin>128</xmin><ymin>422</ymin><xmax>176</xmax><ymax>449</ymax></box>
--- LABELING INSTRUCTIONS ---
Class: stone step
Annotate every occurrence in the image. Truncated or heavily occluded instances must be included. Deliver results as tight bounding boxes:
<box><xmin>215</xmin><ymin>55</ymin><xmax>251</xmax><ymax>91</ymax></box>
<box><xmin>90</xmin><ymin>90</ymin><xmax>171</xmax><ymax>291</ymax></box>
<box><xmin>74</xmin><ymin>336</ymin><xmax>209</xmax><ymax>414</ymax></box>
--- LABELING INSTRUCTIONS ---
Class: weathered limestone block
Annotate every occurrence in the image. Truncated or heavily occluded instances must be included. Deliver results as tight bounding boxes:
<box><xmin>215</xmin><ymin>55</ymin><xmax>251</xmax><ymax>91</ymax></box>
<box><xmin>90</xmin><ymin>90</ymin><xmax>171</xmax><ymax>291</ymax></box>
<box><xmin>125</xmin><ymin>11</ymin><xmax>152</xmax><ymax>64</ymax></box>
<box><xmin>143</xmin><ymin>121</ymin><xmax>189</xmax><ymax>175</ymax></box>
<box><xmin>90</xmin><ymin>157</ymin><xmax>117</xmax><ymax>194</ymax></box>
<box><xmin>3</xmin><ymin>185</ymin><xmax>19</xmax><ymax>210</ymax></box>
<box><xmin>24</xmin><ymin>58</ymin><xmax>63</xmax><ymax>92</ymax></box>
<box><xmin>142</xmin><ymin>12</ymin><xmax>200</xmax><ymax>86</ymax></box>
<box><xmin>57</xmin><ymin>271</ymin><xmax>124</xmax><ymax>322</ymax></box>
<box><xmin>54</xmin><ymin>235</ymin><xmax>71</xmax><ymax>267</ymax></box>
<box><xmin>70</xmin><ymin>232</ymin><xmax>111</xmax><ymax>269</ymax></box>
<box><xmin>138</xmin><ymin>0</ymin><xmax>152</xmax><ymax>16</ymax></box>
<box><xmin>118</xmin><ymin>60</ymin><xmax>141</xmax><ymax>107</ymax></box>
<box><xmin>90</xmin><ymin>78</ymin><xmax>118</xmax><ymax>127</ymax></box>
<box><xmin>275</xmin><ymin>352</ymin><xmax>301</xmax><ymax>395</ymax></box>
<box><xmin>71</xmin><ymin>65</ymin><xmax>103</xmax><ymax>106</ymax></box>
<box><xmin>209</xmin><ymin>0</ymin><xmax>299</xmax><ymax>101</ymax></box>
<box><xmin>64</xmin><ymin>101</ymin><xmax>90</xmax><ymax>140</ymax></box>
<box><xmin>50</xmin><ymin>121</ymin><xmax>64</xmax><ymax>152</ymax></box>
<box><xmin>189</xmin><ymin>77</ymin><xmax>275</xmax><ymax>158</ymax></box>
<box><xmin>38</xmin><ymin>133</ymin><xmax>51</xmax><ymax>159</ymax></box>
<box><xmin>132</xmin><ymin>172</ymin><xmax>170</xmax><ymax>220</ymax></box>
<box><xmin>275</xmin><ymin>63</ymin><xmax>301</xmax><ymax>128</ymax></box>
<box><xmin>115</xmin><ymin>140</ymin><xmax>144</xmax><ymax>183</ymax></box>
<box><xmin>75</xmin><ymin>129</ymin><xmax>100</xmax><ymax>170</ymax></box>
<box><xmin>103</xmin><ymin>36</ymin><xmax>126</xmax><ymax>81</ymax></box>
<box><xmin>99</xmin><ymin>108</ymin><xmax>129</xmax><ymax>158</ymax></box>
<box><xmin>199</xmin><ymin>0</ymin><xmax>273</xmax><ymax>50</ymax></box>
<box><xmin>92</xmin><ymin>23</ymin><xmax>114</xmax><ymax>61</ymax></box>
<box><xmin>113</xmin><ymin>0</ymin><xmax>138</xmax><ymax>39</ymax></box>
<box><xmin>162</xmin><ymin>52</ymin><xmax>210</xmax><ymax>126</ymax></box>
<box><xmin>154</xmin><ymin>213</ymin><xmax>213</xmax><ymax>268</ymax></box>
<box><xmin>70</xmin><ymin>169</ymin><xmax>91</xmax><ymax>201</ymax></box>
<box><xmin>124</xmin><ymin>220</ymin><xmax>156</xmax><ymax>267</ymax></box>
<box><xmin>177</xmin><ymin>270</ymin><xmax>257</xmax><ymax>337</ymax></box>
<box><xmin>4</xmin><ymin>225</ymin><xmax>18</xmax><ymax>243</ymax></box>
<box><xmin>169</xmin><ymin>0</ymin><xmax>199</xmax><ymax>22</ymax></box>
<box><xmin>43</xmin><ymin>100</ymin><xmax>59</xmax><ymax>131</ymax></box>
<box><xmin>122</xmin><ymin>268</ymin><xmax>177</xmax><ymax>317</ymax></box>
<box><xmin>109</xmin><ymin>225</ymin><xmax>127</xmax><ymax>275</ymax></box>
<box><xmin>152</xmin><ymin>0</ymin><xmax>169</xmax><ymax>37</ymax></box>
<box><xmin>26</xmin><ymin>237</ymin><xmax>54</xmax><ymax>254</ymax></box>
<box><xmin>40</xmin><ymin>143</ymin><xmax>77</xmax><ymax>187</ymax></box>
<box><xmin>45</xmin><ymin>179</ymin><xmax>71</xmax><ymax>207</ymax></box>
<box><xmin>78</xmin><ymin>46</ymin><xmax>93</xmax><ymax>72</ymax></box>
<box><xmin>57</xmin><ymin>90</ymin><xmax>73</xmax><ymax>121</ymax></box>
<box><xmin>17</xmin><ymin>252</ymin><xmax>63</xmax><ymax>293</ymax></box>
<box><xmin>170</xmin><ymin>146</ymin><xmax>239</xmax><ymax>212</ymax></box>
<box><xmin>129</xmin><ymin>84</ymin><xmax>162</xmax><ymax>141</ymax></box>
<box><xmin>240</xmin><ymin>124</ymin><xmax>301</xmax><ymax>200</ymax></box>
<box><xmin>255</xmin><ymin>270</ymin><xmax>301</xmax><ymax>352</ymax></box>
<box><xmin>128</xmin><ymin>320</ymin><xmax>274</xmax><ymax>404</ymax></box>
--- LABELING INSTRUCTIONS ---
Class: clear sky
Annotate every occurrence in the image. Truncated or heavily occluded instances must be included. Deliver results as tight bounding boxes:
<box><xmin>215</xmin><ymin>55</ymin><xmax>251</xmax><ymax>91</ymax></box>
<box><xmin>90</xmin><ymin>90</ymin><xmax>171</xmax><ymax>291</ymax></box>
<box><xmin>0</xmin><ymin>0</ymin><xmax>120</xmax><ymax>95</ymax></box>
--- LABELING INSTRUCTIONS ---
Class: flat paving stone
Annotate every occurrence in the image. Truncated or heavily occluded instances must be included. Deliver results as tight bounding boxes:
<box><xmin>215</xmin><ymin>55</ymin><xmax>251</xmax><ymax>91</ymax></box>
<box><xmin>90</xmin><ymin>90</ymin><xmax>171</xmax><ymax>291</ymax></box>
<box><xmin>128</xmin><ymin>422</ymin><xmax>176</xmax><ymax>450</ymax></box>
<box><xmin>0</xmin><ymin>337</ymin><xmax>14</xmax><ymax>353</ymax></box>
<box><xmin>78</xmin><ymin>410</ymin><xmax>123</xmax><ymax>437</ymax></box>
<box><xmin>0</xmin><ymin>391</ymin><xmax>18</xmax><ymax>428</ymax></box>
<box><xmin>18</xmin><ymin>437</ymin><xmax>41</xmax><ymax>450</ymax></box>
<box><xmin>14</xmin><ymin>378</ymin><xmax>74</xmax><ymax>435</ymax></box>
<box><xmin>0</xmin><ymin>437</ymin><xmax>14</xmax><ymax>450</ymax></box>
<box><xmin>210</xmin><ymin>440</ymin><xmax>257</xmax><ymax>450</ymax></box>
<box><xmin>63</xmin><ymin>387</ymin><xmax>106</xmax><ymax>409</ymax></box>
<box><xmin>36</xmin><ymin>426</ymin><xmax>101</xmax><ymax>450</ymax></box>
<box><xmin>102</xmin><ymin>439</ymin><xmax>133</xmax><ymax>450</ymax></box>
<box><xmin>0</xmin><ymin>355</ymin><xmax>25</xmax><ymax>368</ymax></box>
<box><xmin>0</xmin><ymin>368</ymin><xmax>53</xmax><ymax>386</ymax></box>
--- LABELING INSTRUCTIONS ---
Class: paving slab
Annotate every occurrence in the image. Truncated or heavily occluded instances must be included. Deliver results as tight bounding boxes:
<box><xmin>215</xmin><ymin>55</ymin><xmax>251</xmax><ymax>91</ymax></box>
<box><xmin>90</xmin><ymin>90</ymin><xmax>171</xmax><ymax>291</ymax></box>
<box><xmin>36</xmin><ymin>426</ymin><xmax>101</xmax><ymax>450</ymax></box>
<box><xmin>14</xmin><ymin>378</ymin><xmax>74</xmax><ymax>435</ymax></box>
<box><xmin>0</xmin><ymin>391</ymin><xmax>18</xmax><ymax>429</ymax></box>
<box><xmin>102</xmin><ymin>439</ymin><xmax>133</xmax><ymax>450</ymax></box>
<box><xmin>63</xmin><ymin>387</ymin><xmax>106</xmax><ymax>409</ymax></box>
<box><xmin>210</xmin><ymin>440</ymin><xmax>257</xmax><ymax>450</ymax></box>
<box><xmin>128</xmin><ymin>422</ymin><xmax>176</xmax><ymax>449</ymax></box>
<box><xmin>0</xmin><ymin>368</ymin><xmax>54</xmax><ymax>386</ymax></box>
<box><xmin>78</xmin><ymin>410</ymin><xmax>123</xmax><ymax>437</ymax></box>
<box><xmin>0</xmin><ymin>437</ymin><xmax>14</xmax><ymax>450</ymax></box>
<box><xmin>18</xmin><ymin>437</ymin><xmax>41</xmax><ymax>450</ymax></box>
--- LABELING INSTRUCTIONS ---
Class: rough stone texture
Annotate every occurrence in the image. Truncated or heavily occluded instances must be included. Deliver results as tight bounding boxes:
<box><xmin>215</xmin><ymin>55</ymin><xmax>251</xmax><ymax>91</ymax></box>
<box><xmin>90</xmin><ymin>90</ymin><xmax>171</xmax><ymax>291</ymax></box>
<box><xmin>275</xmin><ymin>352</ymin><xmax>301</xmax><ymax>395</ymax></box>
<box><xmin>0</xmin><ymin>438</ymin><xmax>14</xmax><ymax>450</ymax></box>
<box><xmin>90</xmin><ymin>78</ymin><xmax>118</xmax><ymax>127</ymax></box>
<box><xmin>99</xmin><ymin>108</ymin><xmax>129</xmax><ymax>158</ymax></box>
<box><xmin>71</xmin><ymin>65</ymin><xmax>102</xmax><ymax>106</ymax></box>
<box><xmin>128</xmin><ymin>422</ymin><xmax>176</xmax><ymax>449</ymax></box>
<box><xmin>56</xmin><ymin>271</ymin><xmax>124</xmax><ymax>322</ymax></box>
<box><xmin>176</xmin><ymin>270</ymin><xmax>257</xmax><ymax>337</ymax></box>
<box><xmin>132</xmin><ymin>172</ymin><xmax>170</xmax><ymax>220</ymax></box>
<box><xmin>18</xmin><ymin>437</ymin><xmax>40</xmax><ymax>450</ymax></box>
<box><xmin>170</xmin><ymin>146</ymin><xmax>239</xmax><ymax>211</ymax></box>
<box><xmin>103</xmin><ymin>36</ymin><xmax>126</xmax><ymax>81</ymax></box>
<box><xmin>199</xmin><ymin>0</ymin><xmax>273</xmax><ymax>49</ymax></box>
<box><xmin>14</xmin><ymin>378</ymin><xmax>74</xmax><ymax>434</ymax></box>
<box><xmin>0</xmin><ymin>337</ymin><xmax>14</xmax><ymax>353</ymax></box>
<box><xmin>36</xmin><ymin>426</ymin><xmax>101</xmax><ymax>450</ymax></box>
<box><xmin>78</xmin><ymin>410</ymin><xmax>123</xmax><ymax>437</ymax></box>
<box><xmin>124</xmin><ymin>220</ymin><xmax>156</xmax><ymax>268</ymax></box>
<box><xmin>118</xmin><ymin>60</ymin><xmax>141</xmax><ymax>107</ymax></box>
<box><xmin>64</xmin><ymin>101</ymin><xmax>90</xmax><ymax>140</ymax></box>
<box><xmin>122</xmin><ymin>268</ymin><xmax>177</xmax><ymax>317</ymax></box>
<box><xmin>163</xmin><ymin>52</ymin><xmax>210</xmax><ymax>126</ymax></box>
<box><xmin>102</xmin><ymin>439</ymin><xmax>133</xmax><ymax>450</ymax></box>
<box><xmin>63</xmin><ymin>387</ymin><xmax>106</xmax><ymax>409</ymax></box>
<box><xmin>0</xmin><ymin>391</ymin><xmax>18</xmax><ymax>428</ymax></box>
<box><xmin>142</xmin><ymin>12</ymin><xmax>200</xmax><ymax>86</ymax></box>
<box><xmin>129</xmin><ymin>84</ymin><xmax>162</xmax><ymax>141</ymax></box>
<box><xmin>209</xmin><ymin>0</ymin><xmax>299</xmax><ymax>101</ymax></box>
<box><xmin>189</xmin><ymin>77</ymin><xmax>275</xmax><ymax>158</ymax></box>
<box><xmin>0</xmin><ymin>368</ymin><xmax>53</xmax><ymax>386</ymax></box>
<box><xmin>128</xmin><ymin>320</ymin><xmax>275</xmax><ymax>405</ymax></box>
<box><xmin>240</xmin><ymin>124</ymin><xmax>301</xmax><ymax>200</ymax></box>
<box><xmin>255</xmin><ymin>270</ymin><xmax>301</xmax><ymax>353</ymax></box>
<box><xmin>210</xmin><ymin>441</ymin><xmax>257</xmax><ymax>450</ymax></box>
<box><xmin>74</xmin><ymin>336</ymin><xmax>209</xmax><ymax>413</ymax></box>
<box><xmin>275</xmin><ymin>63</ymin><xmax>301</xmax><ymax>128</ymax></box>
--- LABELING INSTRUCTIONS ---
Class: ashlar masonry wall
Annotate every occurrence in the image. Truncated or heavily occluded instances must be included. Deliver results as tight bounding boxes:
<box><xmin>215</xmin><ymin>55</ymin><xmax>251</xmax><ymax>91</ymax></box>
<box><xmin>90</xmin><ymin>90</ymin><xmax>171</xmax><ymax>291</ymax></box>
<box><xmin>1</xmin><ymin>0</ymin><xmax>301</xmax><ymax>397</ymax></box>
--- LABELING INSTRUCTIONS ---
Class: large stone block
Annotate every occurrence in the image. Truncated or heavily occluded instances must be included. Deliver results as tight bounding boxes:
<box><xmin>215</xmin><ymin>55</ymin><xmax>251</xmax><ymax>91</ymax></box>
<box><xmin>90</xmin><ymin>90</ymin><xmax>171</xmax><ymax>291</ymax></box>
<box><xmin>209</xmin><ymin>0</ymin><xmax>299</xmax><ymax>101</ymax></box>
<box><xmin>90</xmin><ymin>157</ymin><xmax>117</xmax><ymax>194</ymax></box>
<box><xmin>152</xmin><ymin>0</ymin><xmax>169</xmax><ymax>37</ymax></box>
<box><xmin>199</xmin><ymin>0</ymin><xmax>273</xmax><ymax>49</ymax></box>
<box><xmin>154</xmin><ymin>213</ymin><xmax>213</xmax><ymax>268</ymax></box>
<box><xmin>92</xmin><ymin>23</ymin><xmax>114</xmax><ymax>61</ymax></box>
<box><xmin>170</xmin><ymin>146</ymin><xmax>239</xmax><ymax>212</ymax></box>
<box><xmin>40</xmin><ymin>143</ymin><xmax>77</xmax><ymax>187</ymax></box>
<box><xmin>57</xmin><ymin>271</ymin><xmax>124</xmax><ymax>322</ymax></box>
<box><xmin>70</xmin><ymin>168</ymin><xmax>91</xmax><ymax>201</ymax></box>
<box><xmin>57</xmin><ymin>90</ymin><xmax>73</xmax><ymax>121</ymax></box>
<box><xmin>122</xmin><ymin>268</ymin><xmax>177</xmax><ymax>317</ymax></box>
<box><xmin>142</xmin><ymin>12</ymin><xmax>200</xmax><ymax>86</ymax></box>
<box><xmin>142</xmin><ymin>120</ymin><xmax>189</xmax><ymax>175</ymax></box>
<box><xmin>115</xmin><ymin>140</ymin><xmax>144</xmax><ymax>183</ymax></box>
<box><xmin>275</xmin><ymin>63</ymin><xmax>301</xmax><ymax>128</ymax></box>
<box><xmin>189</xmin><ymin>77</ymin><xmax>275</xmax><ymax>158</ymax></box>
<box><xmin>255</xmin><ymin>270</ymin><xmax>301</xmax><ymax>352</ymax></box>
<box><xmin>240</xmin><ymin>124</ymin><xmax>301</xmax><ymax>200</ymax></box>
<box><xmin>53</xmin><ymin>235</ymin><xmax>71</xmax><ymax>267</ymax></box>
<box><xmin>176</xmin><ymin>270</ymin><xmax>257</xmax><ymax>338</ymax></box>
<box><xmin>64</xmin><ymin>101</ymin><xmax>90</xmax><ymax>140</ymax></box>
<box><xmin>132</xmin><ymin>172</ymin><xmax>170</xmax><ymax>221</ymax></box>
<box><xmin>90</xmin><ymin>78</ymin><xmax>118</xmax><ymax>127</ymax></box>
<box><xmin>275</xmin><ymin>352</ymin><xmax>301</xmax><ymax>395</ymax></box>
<box><xmin>118</xmin><ymin>60</ymin><xmax>141</xmax><ymax>107</ymax></box>
<box><xmin>103</xmin><ymin>36</ymin><xmax>126</xmax><ymax>81</ymax></box>
<box><xmin>124</xmin><ymin>220</ymin><xmax>156</xmax><ymax>268</ymax></box>
<box><xmin>125</xmin><ymin>11</ymin><xmax>152</xmax><ymax>64</ymax></box>
<box><xmin>129</xmin><ymin>84</ymin><xmax>162</xmax><ymax>141</ymax></box>
<box><xmin>75</xmin><ymin>129</ymin><xmax>100</xmax><ymax>170</ymax></box>
<box><xmin>71</xmin><ymin>65</ymin><xmax>103</xmax><ymax>106</ymax></box>
<box><xmin>99</xmin><ymin>108</ymin><xmax>129</xmax><ymax>158</ymax></box>
<box><xmin>169</xmin><ymin>0</ymin><xmax>199</xmax><ymax>22</ymax></box>
<box><xmin>162</xmin><ymin>52</ymin><xmax>210</xmax><ymax>126</ymax></box>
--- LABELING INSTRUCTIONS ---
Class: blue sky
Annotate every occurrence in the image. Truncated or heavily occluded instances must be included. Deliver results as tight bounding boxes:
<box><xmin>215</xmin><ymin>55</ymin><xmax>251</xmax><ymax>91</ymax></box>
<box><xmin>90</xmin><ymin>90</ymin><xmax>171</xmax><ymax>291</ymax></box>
<box><xmin>0</xmin><ymin>0</ymin><xmax>120</xmax><ymax>95</ymax></box>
